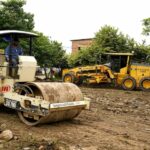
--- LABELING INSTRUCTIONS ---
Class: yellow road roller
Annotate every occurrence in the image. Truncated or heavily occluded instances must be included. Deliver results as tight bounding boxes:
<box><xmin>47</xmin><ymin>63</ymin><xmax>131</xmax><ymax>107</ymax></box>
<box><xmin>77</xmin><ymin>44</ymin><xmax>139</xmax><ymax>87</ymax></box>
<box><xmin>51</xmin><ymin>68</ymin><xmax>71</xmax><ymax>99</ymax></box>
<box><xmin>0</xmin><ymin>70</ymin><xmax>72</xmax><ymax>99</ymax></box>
<box><xmin>0</xmin><ymin>30</ymin><xmax>90</xmax><ymax>126</ymax></box>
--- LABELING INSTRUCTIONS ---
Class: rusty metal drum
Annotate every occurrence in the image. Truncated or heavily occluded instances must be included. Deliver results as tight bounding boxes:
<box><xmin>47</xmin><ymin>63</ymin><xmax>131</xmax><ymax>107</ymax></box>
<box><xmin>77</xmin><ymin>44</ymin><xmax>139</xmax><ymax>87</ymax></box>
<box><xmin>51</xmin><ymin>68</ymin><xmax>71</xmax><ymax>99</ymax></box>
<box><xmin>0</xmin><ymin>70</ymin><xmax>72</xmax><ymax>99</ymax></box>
<box><xmin>17</xmin><ymin>82</ymin><xmax>84</xmax><ymax>125</ymax></box>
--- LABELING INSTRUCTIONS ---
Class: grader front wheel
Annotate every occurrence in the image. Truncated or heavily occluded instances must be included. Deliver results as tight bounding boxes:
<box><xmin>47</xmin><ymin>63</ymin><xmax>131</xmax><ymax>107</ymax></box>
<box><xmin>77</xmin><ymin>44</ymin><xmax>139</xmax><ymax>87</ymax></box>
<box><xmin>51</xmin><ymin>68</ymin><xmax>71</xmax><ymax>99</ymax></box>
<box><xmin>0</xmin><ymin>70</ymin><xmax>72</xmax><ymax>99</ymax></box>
<box><xmin>63</xmin><ymin>73</ymin><xmax>81</xmax><ymax>84</ymax></box>
<box><xmin>63</xmin><ymin>73</ymin><xmax>75</xmax><ymax>83</ymax></box>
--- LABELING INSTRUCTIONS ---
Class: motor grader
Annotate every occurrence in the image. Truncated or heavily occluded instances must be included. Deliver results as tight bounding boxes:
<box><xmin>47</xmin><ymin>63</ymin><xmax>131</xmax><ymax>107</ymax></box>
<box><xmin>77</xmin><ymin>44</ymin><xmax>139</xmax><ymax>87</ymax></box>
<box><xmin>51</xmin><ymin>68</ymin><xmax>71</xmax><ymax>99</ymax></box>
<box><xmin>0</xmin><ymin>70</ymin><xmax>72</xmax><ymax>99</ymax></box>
<box><xmin>0</xmin><ymin>30</ymin><xmax>90</xmax><ymax>126</ymax></box>
<box><xmin>63</xmin><ymin>52</ymin><xmax>150</xmax><ymax>91</ymax></box>
<box><xmin>62</xmin><ymin>65</ymin><xmax>115</xmax><ymax>85</ymax></box>
<box><xmin>105</xmin><ymin>53</ymin><xmax>150</xmax><ymax>91</ymax></box>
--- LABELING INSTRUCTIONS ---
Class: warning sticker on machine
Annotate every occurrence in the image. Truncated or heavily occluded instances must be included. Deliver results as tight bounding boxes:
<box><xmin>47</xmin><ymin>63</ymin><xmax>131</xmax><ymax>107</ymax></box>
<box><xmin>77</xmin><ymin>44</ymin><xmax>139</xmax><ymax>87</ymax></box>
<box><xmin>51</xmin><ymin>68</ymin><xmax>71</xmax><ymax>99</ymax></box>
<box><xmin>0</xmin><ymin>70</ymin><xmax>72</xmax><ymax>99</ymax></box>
<box><xmin>50</xmin><ymin>101</ymin><xmax>85</xmax><ymax>108</ymax></box>
<box><xmin>0</xmin><ymin>85</ymin><xmax>11</xmax><ymax>93</ymax></box>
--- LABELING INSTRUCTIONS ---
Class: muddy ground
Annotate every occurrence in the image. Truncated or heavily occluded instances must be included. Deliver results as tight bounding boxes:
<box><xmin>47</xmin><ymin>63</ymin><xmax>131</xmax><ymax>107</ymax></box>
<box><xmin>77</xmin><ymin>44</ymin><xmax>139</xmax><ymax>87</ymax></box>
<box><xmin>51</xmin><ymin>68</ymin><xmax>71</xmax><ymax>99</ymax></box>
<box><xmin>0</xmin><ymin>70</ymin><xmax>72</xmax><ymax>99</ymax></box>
<box><xmin>0</xmin><ymin>87</ymin><xmax>150</xmax><ymax>150</ymax></box>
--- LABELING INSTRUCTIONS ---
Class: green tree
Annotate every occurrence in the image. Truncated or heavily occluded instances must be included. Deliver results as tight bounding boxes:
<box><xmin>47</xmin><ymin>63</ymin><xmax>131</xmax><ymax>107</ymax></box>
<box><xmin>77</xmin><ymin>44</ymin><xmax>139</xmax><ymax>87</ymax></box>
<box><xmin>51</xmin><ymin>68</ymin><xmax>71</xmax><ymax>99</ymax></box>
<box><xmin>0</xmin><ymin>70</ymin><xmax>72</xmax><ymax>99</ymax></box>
<box><xmin>141</xmin><ymin>17</ymin><xmax>150</xmax><ymax>63</ymax></box>
<box><xmin>142</xmin><ymin>18</ymin><xmax>150</xmax><ymax>35</ymax></box>
<box><xmin>68</xmin><ymin>25</ymin><xmax>138</xmax><ymax>67</ymax></box>
<box><xmin>0</xmin><ymin>0</ymin><xmax>34</xmax><ymax>31</ymax></box>
<box><xmin>92</xmin><ymin>25</ymin><xmax>135</xmax><ymax>53</ymax></box>
<box><xmin>33</xmin><ymin>32</ymin><xmax>67</xmax><ymax>68</ymax></box>
<box><xmin>0</xmin><ymin>0</ymin><xmax>68</xmax><ymax>68</ymax></box>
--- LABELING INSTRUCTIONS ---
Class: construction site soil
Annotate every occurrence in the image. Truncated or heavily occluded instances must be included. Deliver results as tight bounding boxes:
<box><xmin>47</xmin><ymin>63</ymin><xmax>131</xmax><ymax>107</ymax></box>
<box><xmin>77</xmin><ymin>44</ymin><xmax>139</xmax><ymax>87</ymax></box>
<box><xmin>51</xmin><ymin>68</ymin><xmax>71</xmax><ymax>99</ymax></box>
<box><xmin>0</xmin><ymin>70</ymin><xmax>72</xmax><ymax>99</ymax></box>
<box><xmin>0</xmin><ymin>87</ymin><xmax>150</xmax><ymax>150</ymax></box>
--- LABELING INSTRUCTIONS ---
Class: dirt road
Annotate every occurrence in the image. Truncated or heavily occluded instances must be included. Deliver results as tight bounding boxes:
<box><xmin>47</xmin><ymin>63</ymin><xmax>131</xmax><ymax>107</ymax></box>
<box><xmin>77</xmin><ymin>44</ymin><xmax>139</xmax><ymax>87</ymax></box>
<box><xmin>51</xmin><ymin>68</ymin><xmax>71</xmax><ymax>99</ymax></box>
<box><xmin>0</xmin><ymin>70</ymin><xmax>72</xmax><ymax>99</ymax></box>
<box><xmin>0</xmin><ymin>87</ymin><xmax>150</xmax><ymax>150</ymax></box>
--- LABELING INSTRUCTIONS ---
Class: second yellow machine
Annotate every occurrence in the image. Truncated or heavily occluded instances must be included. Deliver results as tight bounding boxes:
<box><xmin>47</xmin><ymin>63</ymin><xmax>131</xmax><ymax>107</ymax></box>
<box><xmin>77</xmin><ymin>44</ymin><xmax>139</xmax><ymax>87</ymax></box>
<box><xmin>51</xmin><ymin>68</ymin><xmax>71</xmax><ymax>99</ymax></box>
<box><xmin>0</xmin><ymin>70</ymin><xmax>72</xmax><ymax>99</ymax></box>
<box><xmin>62</xmin><ymin>53</ymin><xmax>150</xmax><ymax>91</ymax></box>
<box><xmin>106</xmin><ymin>53</ymin><xmax>150</xmax><ymax>91</ymax></box>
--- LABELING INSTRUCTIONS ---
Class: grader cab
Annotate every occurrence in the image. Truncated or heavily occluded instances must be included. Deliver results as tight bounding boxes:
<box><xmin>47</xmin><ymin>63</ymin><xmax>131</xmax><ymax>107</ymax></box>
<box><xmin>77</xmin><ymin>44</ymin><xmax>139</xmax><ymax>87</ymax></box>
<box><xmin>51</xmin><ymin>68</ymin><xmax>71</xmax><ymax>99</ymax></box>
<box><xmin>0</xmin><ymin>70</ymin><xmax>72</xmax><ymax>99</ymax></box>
<box><xmin>0</xmin><ymin>30</ymin><xmax>90</xmax><ymax>126</ymax></box>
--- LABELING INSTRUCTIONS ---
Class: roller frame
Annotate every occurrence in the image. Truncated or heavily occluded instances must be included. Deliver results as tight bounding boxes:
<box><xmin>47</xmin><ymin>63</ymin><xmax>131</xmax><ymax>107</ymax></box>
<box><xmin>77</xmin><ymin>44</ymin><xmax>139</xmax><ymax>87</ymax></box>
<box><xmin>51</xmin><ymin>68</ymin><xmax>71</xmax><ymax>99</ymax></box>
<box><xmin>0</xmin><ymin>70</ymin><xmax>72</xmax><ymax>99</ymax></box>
<box><xmin>4</xmin><ymin>92</ymin><xmax>90</xmax><ymax>117</ymax></box>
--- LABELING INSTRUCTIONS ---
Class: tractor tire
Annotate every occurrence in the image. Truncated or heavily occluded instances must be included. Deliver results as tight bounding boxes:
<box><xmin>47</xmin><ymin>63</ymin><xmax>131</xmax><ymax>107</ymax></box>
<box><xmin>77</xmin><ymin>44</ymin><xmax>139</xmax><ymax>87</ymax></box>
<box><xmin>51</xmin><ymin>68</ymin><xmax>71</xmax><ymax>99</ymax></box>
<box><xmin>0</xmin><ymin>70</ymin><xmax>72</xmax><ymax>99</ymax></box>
<box><xmin>62</xmin><ymin>73</ymin><xmax>76</xmax><ymax>83</ymax></box>
<box><xmin>139</xmin><ymin>77</ymin><xmax>150</xmax><ymax>92</ymax></box>
<box><xmin>121</xmin><ymin>76</ymin><xmax>136</xmax><ymax>91</ymax></box>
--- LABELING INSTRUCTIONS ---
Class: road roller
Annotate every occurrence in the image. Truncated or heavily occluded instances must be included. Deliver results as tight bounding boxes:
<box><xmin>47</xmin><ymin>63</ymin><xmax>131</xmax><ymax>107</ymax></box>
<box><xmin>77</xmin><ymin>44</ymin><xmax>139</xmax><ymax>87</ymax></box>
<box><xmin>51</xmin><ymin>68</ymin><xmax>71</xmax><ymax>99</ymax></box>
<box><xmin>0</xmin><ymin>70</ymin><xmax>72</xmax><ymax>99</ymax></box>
<box><xmin>0</xmin><ymin>30</ymin><xmax>90</xmax><ymax>126</ymax></box>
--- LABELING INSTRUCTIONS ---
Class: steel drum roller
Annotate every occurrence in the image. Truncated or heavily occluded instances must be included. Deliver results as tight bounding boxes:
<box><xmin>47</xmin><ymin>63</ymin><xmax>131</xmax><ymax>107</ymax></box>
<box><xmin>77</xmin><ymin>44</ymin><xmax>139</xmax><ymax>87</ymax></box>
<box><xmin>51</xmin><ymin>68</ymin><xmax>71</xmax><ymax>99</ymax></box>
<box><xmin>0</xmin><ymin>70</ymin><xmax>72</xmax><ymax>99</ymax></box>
<box><xmin>17</xmin><ymin>82</ymin><xmax>84</xmax><ymax>125</ymax></box>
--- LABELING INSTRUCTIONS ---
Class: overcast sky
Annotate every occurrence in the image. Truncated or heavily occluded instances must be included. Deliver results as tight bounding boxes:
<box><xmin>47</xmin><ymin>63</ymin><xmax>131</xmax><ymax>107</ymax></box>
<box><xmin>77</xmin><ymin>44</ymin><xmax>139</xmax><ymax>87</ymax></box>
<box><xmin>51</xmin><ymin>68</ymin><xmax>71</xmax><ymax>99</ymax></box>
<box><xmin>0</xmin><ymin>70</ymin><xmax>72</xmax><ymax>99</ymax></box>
<box><xmin>24</xmin><ymin>0</ymin><xmax>150</xmax><ymax>53</ymax></box>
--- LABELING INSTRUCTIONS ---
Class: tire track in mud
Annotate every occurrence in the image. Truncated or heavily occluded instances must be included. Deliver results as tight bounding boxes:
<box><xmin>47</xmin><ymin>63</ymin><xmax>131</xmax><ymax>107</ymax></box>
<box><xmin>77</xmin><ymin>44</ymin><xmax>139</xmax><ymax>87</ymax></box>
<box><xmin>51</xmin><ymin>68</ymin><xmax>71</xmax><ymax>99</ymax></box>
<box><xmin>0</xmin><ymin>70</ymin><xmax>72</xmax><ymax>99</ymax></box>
<box><xmin>0</xmin><ymin>87</ymin><xmax>150</xmax><ymax>150</ymax></box>
<box><xmin>78</xmin><ymin>87</ymin><xmax>150</xmax><ymax>149</ymax></box>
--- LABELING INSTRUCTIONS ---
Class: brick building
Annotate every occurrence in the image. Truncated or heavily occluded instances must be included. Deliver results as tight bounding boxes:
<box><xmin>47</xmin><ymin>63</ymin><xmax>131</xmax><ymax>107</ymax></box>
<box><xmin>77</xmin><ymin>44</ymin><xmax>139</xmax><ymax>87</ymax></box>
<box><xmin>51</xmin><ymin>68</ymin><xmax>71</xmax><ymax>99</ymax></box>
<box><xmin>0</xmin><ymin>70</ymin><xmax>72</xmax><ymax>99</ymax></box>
<box><xmin>71</xmin><ymin>38</ymin><xmax>93</xmax><ymax>54</ymax></box>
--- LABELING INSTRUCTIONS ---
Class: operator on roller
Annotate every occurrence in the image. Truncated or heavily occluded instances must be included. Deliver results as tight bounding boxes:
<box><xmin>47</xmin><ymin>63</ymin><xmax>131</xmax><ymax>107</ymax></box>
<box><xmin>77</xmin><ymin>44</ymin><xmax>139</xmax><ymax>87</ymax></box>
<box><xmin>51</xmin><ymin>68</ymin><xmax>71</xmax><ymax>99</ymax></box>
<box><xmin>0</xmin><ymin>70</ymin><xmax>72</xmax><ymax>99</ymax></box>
<box><xmin>5</xmin><ymin>37</ymin><xmax>23</xmax><ymax>66</ymax></box>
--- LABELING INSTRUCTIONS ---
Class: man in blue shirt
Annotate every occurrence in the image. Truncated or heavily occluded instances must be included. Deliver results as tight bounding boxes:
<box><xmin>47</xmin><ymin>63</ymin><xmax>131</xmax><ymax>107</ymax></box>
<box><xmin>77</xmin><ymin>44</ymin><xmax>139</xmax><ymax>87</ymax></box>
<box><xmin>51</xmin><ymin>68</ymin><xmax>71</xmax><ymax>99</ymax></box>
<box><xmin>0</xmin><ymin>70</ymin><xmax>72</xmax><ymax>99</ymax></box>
<box><xmin>5</xmin><ymin>37</ymin><xmax>23</xmax><ymax>66</ymax></box>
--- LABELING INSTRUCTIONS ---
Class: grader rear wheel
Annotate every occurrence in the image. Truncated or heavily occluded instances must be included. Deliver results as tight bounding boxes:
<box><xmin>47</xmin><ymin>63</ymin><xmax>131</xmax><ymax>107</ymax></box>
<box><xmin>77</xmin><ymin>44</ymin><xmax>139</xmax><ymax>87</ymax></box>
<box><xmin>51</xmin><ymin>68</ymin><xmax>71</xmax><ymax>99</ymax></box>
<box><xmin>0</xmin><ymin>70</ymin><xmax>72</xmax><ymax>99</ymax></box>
<box><xmin>139</xmin><ymin>77</ymin><xmax>150</xmax><ymax>91</ymax></box>
<box><xmin>15</xmin><ymin>82</ymin><xmax>84</xmax><ymax>126</ymax></box>
<box><xmin>121</xmin><ymin>76</ymin><xmax>136</xmax><ymax>91</ymax></box>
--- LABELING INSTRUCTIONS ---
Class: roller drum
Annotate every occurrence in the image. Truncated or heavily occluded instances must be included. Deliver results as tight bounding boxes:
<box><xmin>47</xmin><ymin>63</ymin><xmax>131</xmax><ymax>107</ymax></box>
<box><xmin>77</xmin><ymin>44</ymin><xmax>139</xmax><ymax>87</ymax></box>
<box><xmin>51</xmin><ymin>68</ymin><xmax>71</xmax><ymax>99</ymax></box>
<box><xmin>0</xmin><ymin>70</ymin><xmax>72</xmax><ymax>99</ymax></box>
<box><xmin>17</xmin><ymin>82</ymin><xmax>84</xmax><ymax>125</ymax></box>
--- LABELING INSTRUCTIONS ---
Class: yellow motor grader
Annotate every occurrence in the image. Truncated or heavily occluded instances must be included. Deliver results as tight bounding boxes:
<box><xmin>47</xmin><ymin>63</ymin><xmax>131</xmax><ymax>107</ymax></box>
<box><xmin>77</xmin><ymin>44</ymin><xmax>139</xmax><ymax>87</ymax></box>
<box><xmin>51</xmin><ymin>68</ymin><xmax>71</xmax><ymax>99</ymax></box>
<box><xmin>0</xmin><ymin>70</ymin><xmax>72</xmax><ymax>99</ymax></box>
<box><xmin>62</xmin><ymin>53</ymin><xmax>150</xmax><ymax>91</ymax></box>
<box><xmin>0</xmin><ymin>30</ymin><xmax>90</xmax><ymax>126</ymax></box>
<box><xmin>105</xmin><ymin>53</ymin><xmax>150</xmax><ymax>91</ymax></box>
<box><xmin>62</xmin><ymin>65</ymin><xmax>115</xmax><ymax>85</ymax></box>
